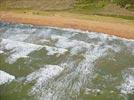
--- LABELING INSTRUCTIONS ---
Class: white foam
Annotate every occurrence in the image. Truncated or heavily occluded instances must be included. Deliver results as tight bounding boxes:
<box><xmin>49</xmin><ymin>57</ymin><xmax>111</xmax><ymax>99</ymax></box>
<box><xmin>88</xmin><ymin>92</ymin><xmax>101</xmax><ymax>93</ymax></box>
<box><xmin>0</xmin><ymin>38</ymin><xmax>67</xmax><ymax>63</ymax></box>
<box><xmin>121</xmin><ymin>68</ymin><xmax>134</xmax><ymax>94</ymax></box>
<box><xmin>85</xmin><ymin>88</ymin><xmax>101</xmax><ymax>95</ymax></box>
<box><xmin>51</xmin><ymin>35</ymin><xmax>120</xmax><ymax>55</ymax></box>
<box><xmin>52</xmin><ymin>35</ymin><xmax>88</xmax><ymax>55</ymax></box>
<box><xmin>0</xmin><ymin>50</ymin><xmax>4</xmax><ymax>54</ymax></box>
<box><xmin>26</xmin><ymin>65</ymin><xmax>63</xmax><ymax>93</ymax></box>
<box><xmin>0</xmin><ymin>39</ymin><xmax>43</xmax><ymax>64</ymax></box>
<box><xmin>45</xmin><ymin>46</ymin><xmax>67</xmax><ymax>56</ymax></box>
<box><xmin>47</xmin><ymin>26</ymin><xmax>134</xmax><ymax>41</ymax></box>
<box><xmin>6</xmin><ymin>34</ymin><xmax>30</xmax><ymax>41</ymax></box>
<box><xmin>51</xmin><ymin>35</ymin><xmax>89</xmax><ymax>55</ymax></box>
<box><xmin>40</xmin><ymin>39</ymin><xmax>50</xmax><ymax>43</ymax></box>
<box><xmin>5</xmin><ymin>27</ymin><xmax>36</xmax><ymax>35</ymax></box>
<box><xmin>0</xmin><ymin>70</ymin><xmax>15</xmax><ymax>85</ymax></box>
<box><xmin>88</xmin><ymin>32</ymin><xmax>109</xmax><ymax>40</ymax></box>
<box><xmin>123</xmin><ymin>41</ymin><xmax>134</xmax><ymax>54</ymax></box>
<box><xmin>37</xmin><ymin>29</ymin><xmax>52</xmax><ymax>38</ymax></box>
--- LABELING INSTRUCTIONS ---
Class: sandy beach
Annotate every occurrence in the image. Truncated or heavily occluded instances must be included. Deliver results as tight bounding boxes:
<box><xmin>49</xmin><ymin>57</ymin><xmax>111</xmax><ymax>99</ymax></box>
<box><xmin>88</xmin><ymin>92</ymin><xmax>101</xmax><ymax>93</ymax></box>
<box><xmin>0</xmin><ymin>11</ymin><xmax>134</xmax><ymax>39</ymax></box>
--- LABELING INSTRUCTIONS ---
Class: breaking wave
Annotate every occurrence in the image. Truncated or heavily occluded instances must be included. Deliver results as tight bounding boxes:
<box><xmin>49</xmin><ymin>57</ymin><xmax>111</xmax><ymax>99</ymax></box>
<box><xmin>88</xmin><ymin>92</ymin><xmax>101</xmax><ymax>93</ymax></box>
<box><xmin>0</xmin><ymin>22</ymin><xmax>134</xmax><ymax>100</ymax></box>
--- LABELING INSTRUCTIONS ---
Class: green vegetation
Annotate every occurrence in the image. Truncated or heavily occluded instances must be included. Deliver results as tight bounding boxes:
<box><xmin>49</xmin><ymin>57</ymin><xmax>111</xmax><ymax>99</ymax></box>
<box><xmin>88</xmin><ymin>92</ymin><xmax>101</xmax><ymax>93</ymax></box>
<box><xmin>73</xmin><ymin>0</ymin><xmax>134</xmax><ymax>20</ymax></box>
<box><xmin>0</xmin><ymin>0</ymin><xmax>134</xmax><ymax>20</ymax></box>
<box><xmin>109</xmin><ymin>0</ymin><xmax>134</xmax><ymax>11</ymax></box>
<box><xmin>75</xmin><ymin>0</ymin><xmax>134</xmax><ymax>9</ymax></box>
<box><xmin>113</xmin><ymin>0</ymin><xmax>134</xmax><ymax>8</ymax></box>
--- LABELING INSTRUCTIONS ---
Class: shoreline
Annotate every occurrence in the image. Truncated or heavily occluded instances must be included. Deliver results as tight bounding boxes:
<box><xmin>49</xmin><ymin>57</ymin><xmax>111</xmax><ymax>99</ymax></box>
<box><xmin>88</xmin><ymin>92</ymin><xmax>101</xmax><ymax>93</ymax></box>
<box><xmin>0</xmin><ymin>11</ymin><xmax>134</xmax><ymax>39</ymax></box>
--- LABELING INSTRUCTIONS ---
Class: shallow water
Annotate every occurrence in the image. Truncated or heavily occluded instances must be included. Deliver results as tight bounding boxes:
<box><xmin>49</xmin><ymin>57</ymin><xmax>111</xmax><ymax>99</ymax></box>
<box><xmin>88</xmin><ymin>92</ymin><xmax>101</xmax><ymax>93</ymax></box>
<box><xmin>0</xmin><ymin>22</ymin><xmax>134</xmax><ymax>100</ymax></box>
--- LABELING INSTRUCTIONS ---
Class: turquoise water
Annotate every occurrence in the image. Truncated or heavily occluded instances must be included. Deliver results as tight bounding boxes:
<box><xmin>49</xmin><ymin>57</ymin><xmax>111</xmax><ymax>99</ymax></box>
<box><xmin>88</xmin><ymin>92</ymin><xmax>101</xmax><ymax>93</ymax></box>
<box><xmin>0</xmin><ymin>22</ymin><xmax>134</xmax><ymax>100</ymax></box>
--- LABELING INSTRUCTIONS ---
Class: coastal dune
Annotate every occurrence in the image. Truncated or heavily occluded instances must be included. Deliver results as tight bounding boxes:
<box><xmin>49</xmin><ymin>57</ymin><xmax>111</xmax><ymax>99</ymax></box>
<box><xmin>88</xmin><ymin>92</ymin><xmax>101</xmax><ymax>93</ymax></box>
<box><xmin>0</xmin><ymin>11</ymin><xmax>134</xmax><ymax>39</ymax></box>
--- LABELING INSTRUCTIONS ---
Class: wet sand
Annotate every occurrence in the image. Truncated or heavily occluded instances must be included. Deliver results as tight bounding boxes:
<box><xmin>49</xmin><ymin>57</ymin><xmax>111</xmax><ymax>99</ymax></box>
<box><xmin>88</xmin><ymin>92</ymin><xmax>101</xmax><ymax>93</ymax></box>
<box><xmin>0</xmin><ymin>11</ymin><xmax>134</xmax><ymax>39</ymax></box>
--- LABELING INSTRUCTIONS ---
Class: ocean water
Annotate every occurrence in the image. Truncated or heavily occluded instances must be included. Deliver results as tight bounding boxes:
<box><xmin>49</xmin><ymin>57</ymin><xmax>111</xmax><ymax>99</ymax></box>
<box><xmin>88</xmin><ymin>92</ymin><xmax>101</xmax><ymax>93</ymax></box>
<box><xmin>0</xmin><ymin>22</ymin><xmax>134</xmax><ymax>100</ymax></box>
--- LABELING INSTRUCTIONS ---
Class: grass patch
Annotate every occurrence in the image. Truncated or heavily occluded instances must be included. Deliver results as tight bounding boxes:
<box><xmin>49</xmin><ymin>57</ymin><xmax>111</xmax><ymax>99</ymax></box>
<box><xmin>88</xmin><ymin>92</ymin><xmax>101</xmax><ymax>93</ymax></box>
<box><xmin>96</xmin><ymin>14</ymin><xmax>134</xmax><ymax>20</ymax></box>
<box><xmin>74</xmin><ymin>0</ymin><xmax>108</xmax><ymax>11</ymax></box>
<box><xmin>128</xmin><ymin>5</ymin><xmax>134</xmax><ymax>11</ymax></box>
